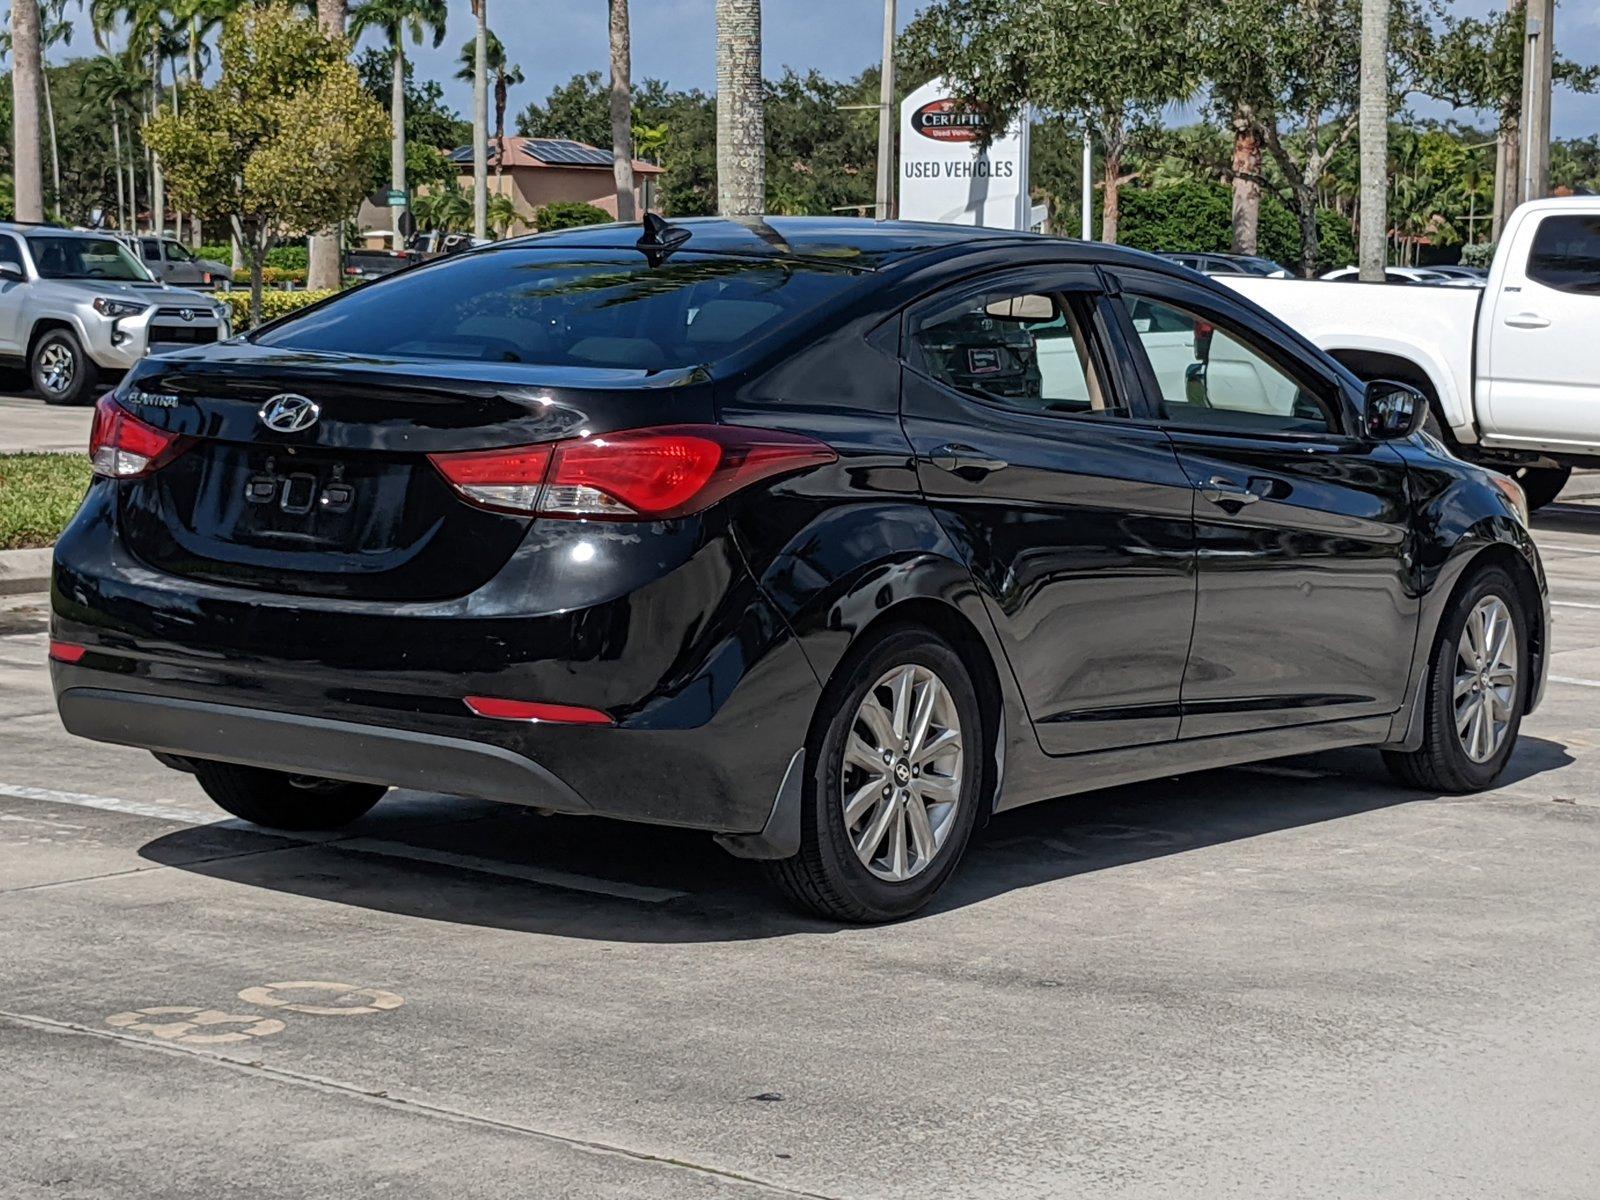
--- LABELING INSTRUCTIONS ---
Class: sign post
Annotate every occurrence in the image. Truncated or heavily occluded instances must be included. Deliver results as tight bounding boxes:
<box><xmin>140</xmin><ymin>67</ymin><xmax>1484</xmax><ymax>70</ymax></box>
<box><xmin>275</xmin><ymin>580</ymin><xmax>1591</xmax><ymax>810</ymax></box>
<box><xmin>898</xmin><ymin>78</ymin><xmax>1031</xmax><ymax>231</ymax></box>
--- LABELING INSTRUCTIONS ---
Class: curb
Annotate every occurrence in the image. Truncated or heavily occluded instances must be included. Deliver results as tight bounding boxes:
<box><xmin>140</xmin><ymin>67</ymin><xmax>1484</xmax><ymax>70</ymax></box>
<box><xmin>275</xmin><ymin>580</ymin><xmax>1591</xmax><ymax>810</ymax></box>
<box><xmin>0</xmin><ymin>546</ymin><xmax>51</xmax><ymax>596</ymax></box>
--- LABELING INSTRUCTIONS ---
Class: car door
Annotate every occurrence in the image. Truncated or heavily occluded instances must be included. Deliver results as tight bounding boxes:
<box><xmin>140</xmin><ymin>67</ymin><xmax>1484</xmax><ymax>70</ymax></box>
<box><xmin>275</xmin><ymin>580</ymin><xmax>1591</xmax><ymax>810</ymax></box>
<box><xmin>138</xmin><ymin>238</ymin><xmax>170</xmax><ymax>282</ymax></box>
<box><xmin>1481</xmin><ymin>210</ymin><xmax>1600</xmax><ymax>444</ymax></box>
<box><xmin>161</xmin><ymin>239</ymin><xmax>204</xmax><ymax>286</ymax></box>
<box><xmin>1107</xmin><ymin>268</ymin><xmax>1416</xmax><ymax>739</ymax></box>
<box><xmin>0</xmin><ymin>233</ymin><xmax>28</xmax><ymax>354</ymax></box>
<box><xmin>900</xmin><ymin>266</ymin><xmax>1197</xmax><ymax>755</ymax></box>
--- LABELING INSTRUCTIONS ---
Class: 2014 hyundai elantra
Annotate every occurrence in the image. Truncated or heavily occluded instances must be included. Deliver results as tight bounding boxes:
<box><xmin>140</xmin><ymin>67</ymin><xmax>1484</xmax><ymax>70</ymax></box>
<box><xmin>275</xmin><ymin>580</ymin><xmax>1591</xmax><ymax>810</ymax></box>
<box><xmin>49</xmin><ymin>216</ymin><xmax>1548</xmax><ymax>921</ymax></box>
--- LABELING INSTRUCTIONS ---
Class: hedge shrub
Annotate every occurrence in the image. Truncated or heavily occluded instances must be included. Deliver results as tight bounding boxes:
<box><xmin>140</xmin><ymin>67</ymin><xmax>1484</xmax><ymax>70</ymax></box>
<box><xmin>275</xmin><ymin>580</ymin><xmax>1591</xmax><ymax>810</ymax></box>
<box><xmin>1111</xmin><ymin>180</ymin><xmax>1356</xmax><ymax>275</ymax></box>
<box><xmin>218</xmin><ymin>288</ymin><xmax>339</xmax><ymax>329</ymax></box>
<box><xmin>197</xmin><ymin>244</ymin><xmax>309</xmax><ymax>269</ymax></box>
<box><xmin>533</xmin><ymin>201</ymin><xmax>611</xmax><ymax>231</ymax></box>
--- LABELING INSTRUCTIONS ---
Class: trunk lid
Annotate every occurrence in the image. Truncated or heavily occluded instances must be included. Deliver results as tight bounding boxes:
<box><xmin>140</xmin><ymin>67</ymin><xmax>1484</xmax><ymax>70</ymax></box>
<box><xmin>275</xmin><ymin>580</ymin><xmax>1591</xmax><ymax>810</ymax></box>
<box><xmin>114</xmin><ymin>343</ymin><xmax>716</xmax><ymax>601</ymax></box>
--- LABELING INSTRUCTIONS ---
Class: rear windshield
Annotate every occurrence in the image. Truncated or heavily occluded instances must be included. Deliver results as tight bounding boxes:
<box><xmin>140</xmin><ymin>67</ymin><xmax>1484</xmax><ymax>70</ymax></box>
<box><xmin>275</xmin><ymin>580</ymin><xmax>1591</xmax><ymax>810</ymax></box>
<box><xmin>254</xmin><ymin>248</ymin><xmax>864</xmax><ymax>370</ymax></box>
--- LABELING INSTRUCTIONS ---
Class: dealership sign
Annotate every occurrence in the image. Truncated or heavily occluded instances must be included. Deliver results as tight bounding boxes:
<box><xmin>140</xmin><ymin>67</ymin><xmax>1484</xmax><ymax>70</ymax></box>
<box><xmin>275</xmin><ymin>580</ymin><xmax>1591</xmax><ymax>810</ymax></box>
<box><xmin>899</xmin><ymin>77</ymin><xmax>1032</xmax><ymax>230</ymax></box>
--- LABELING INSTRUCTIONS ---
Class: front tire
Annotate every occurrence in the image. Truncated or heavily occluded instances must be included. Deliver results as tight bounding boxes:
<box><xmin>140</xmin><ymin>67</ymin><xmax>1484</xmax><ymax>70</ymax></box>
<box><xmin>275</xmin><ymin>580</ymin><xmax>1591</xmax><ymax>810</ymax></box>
<box><xmin>192</xmin><ymin>762</ymin><xmax>387</xmax><ymax>831</ymax></box>
<box><xmin>764</xmin><ymin>628</ymin><xmax>984</xmax><ymax>923</ymax></box>
<box><xmin>1383</xmin><ymin>566</ymin><xmax>1528</xmax><ymax>793</ymax></box>
<box><xmin>31</xmin><ymin>328</ymin><xmax>99</xmax><ymax>406</ymax></box>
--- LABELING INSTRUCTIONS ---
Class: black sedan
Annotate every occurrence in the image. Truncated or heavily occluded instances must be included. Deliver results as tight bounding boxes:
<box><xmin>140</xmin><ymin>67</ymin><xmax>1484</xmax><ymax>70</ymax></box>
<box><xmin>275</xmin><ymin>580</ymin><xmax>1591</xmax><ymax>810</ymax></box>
<box><xmin>49</xmin><ymin>216</ymin><xmax>1548</xmax><ymax>922</ymax></box>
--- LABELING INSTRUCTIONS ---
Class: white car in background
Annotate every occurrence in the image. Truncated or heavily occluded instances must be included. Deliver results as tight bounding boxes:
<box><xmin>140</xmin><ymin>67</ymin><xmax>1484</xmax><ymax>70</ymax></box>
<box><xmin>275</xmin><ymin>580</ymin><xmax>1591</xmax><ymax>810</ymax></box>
<box><xmin>1320</xmin><ymin>265</ymin><xmax>1480</xmax><ymax>287</ymax></box>
<box><xmin>1225</xmin><ymin>197</ymin><xmax>1600</xmax><ymax>509</ymax></box>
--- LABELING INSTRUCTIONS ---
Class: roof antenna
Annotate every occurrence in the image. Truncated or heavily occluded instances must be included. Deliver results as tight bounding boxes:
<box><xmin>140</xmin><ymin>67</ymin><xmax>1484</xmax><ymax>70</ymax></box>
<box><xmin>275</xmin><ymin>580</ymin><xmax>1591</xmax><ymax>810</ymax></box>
<box><xmin>636</xmin><ymin>212</ymin><xmax>691</xmax><ymax>266</ymax></box>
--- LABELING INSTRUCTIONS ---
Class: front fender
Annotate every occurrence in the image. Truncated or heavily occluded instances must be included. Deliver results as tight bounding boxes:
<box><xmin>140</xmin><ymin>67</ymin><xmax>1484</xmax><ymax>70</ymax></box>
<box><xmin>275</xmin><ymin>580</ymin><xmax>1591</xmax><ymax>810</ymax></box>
<box><xmin>1387</xmin><ymin>455</ymin><xmax>1550</xmax><ymax>746</ymax></box>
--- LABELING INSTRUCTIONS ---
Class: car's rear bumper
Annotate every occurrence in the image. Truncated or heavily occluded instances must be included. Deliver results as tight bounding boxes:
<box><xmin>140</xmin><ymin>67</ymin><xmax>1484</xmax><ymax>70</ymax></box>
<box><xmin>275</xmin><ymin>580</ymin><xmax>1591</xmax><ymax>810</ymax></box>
<box><xmin>56</xmin><ymin>686</ymin><xmax>592</xmax><ymax>813</ymax></box>
<box><xmin>50</xmin><ymin>489</ymin><xmax>823</xmax><ymax>836</ymax></box>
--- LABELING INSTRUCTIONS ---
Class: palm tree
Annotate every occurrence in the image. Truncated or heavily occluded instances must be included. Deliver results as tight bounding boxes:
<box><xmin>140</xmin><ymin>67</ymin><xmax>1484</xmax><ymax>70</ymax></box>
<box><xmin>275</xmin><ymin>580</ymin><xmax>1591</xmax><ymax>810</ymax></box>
<box><xmin>84</xmin><ymin>51</ymin><xmax>145</xmax><ymax>230</ymax></box>
<box><xmin>454</xmin><ymin>29</ymin><xmax>522</xmax><ymax>187</ymax></box>
<box><xmin>715</xmin><ymin>0</ymin><xmax>763</xmax><ymax>215</ymax></box>
<box><xmin>308</xmin><ymin>0</ymin><xmax>348</xmax><ymax>290</ymax></box>
<box><xmin>351</xmin><ymin>0</ymin><xmax>449</xmax><ymax>236</ymax></box>
<box><xmin>1358</xmin><ymin>0</ymin><xmax>1389</xmax><ymax>280</ymax></box>
<box><xmin>608</xmin><ymin>0</ymin><xmax>636</xmax><ymax>222</ymax></box>
<box><xmin>8</xmin><ymin>0</ymin><xmax>45</xmax><ymax>223</ymax></box>
<box><xmin>468</xmin><ymin>0</ymin><xmax>488</xmax><ymax>238</ymax></box>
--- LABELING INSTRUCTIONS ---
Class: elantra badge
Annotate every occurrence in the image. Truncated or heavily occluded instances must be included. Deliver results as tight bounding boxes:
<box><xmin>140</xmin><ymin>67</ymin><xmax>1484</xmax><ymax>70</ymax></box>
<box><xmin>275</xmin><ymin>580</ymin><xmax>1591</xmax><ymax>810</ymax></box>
<box><xmin>258</xmin><ymin>393</ymin><xmax>320</xmax><ymax>433</ymax></box>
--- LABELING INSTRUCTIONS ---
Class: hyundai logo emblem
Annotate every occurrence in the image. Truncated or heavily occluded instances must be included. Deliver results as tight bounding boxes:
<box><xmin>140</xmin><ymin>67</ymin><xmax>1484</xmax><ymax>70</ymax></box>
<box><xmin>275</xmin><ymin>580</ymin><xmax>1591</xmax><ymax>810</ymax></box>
<box><xmin>258</xmin><ymin>393</ymin><xmax>321</xmax><ymax>433</ymax></box>
<box><xmin>179</xmin><ymin>308</ymin><xmax>195</xmax><ymax>322</ymax></box>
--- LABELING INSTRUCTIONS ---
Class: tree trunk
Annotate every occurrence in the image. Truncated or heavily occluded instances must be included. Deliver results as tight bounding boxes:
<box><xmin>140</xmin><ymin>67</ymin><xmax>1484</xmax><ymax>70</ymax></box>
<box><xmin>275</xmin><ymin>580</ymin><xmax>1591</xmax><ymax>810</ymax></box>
<box><xmin>10</xmin><ymin>0</ymin><xmax>44</xmax><ymax>224</ymax></box>
<box><xmin>390</xmin><ymin>40</ymin><xmax>408</xmax><ymax>236</ymax></box>
<box><xmin>150</xmin><ymin>47</ymin><xmax>165</xmax><ymax>236</ymax></box>
<box><xmin>469</xmin><ymin>2</ymin><xmax>488</xmax><ymax>237</ymax></box>
<box><xmin>1229</xmin><ymin>108</ymin><xmax>1260</xmax><ymax>255</ymax></box>
<box><xmin>1493</xmin><ymin>118</ymin><xmax>1520</xmax><ymax>241</ymax></box>
<box><xmin>715</xmin><ymin>0</ymin><xmax>764</xmax><ymax>216</ymax></box>
<box><xmin>1295</xmin><ymin>185</ymin><xmax>1321</xmax><ymax>278</ymax></box>
<box><xmin>610</xmin><ymin>0</ymin><xmax>638</xmax><ymax>221</ymax></box>
<box><xmin>308</xmin><ymin>0</ymin><xmax>347</xmax><ymax>290</ymax></box>
<box><xmin>1358</xmin><ymin>0</ymin><xmax>1389</xmax><ymax>281</ymax></box>
<box><xmin>42</xmin><ymin>69</ymin><xmax>61</xmax><ymax>217</ymax></box>
<box><xmin>494</xmin><ymin>77</ymin><xmax>507</xmax><ymax>184</ymax></box>
<box><xmin>111</xmin><ymin>108</ymin><xmax>127</xmax><ymax>231</ymax></box>
<box><xmin>1100</xmin><ymin>150</ymin><xmax>1122</xmax><ymax>245</ymax></box>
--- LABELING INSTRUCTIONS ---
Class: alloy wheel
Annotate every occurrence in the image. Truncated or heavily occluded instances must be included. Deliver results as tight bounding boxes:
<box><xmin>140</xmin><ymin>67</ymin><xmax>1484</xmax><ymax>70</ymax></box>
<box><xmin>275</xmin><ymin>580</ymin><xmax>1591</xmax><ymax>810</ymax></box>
<box><xmin>840</xmin><ymin>663</ymin><xmax>964</xmax><ymax>882</ymax></box>
<box><xmin>38</xmin><ymin>342</ymin><xmax>75</xmax><ymax>394</ymax></box>
<box><xmin>1454</xmin><ymin>594</ymin><xmax>1518</xmax><ymax>763</ymax></box>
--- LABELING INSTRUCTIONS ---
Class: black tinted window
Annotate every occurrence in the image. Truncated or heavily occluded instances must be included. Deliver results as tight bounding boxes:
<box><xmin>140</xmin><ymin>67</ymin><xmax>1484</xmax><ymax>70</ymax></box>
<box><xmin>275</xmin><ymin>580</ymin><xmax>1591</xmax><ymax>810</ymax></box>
<box><xmin>1526</xmin><ymin>215</ymin><xmax>1600</xmax><ymax>295</ymax></box>
<box><xmin>0</xmin><ymin>236</ymin><xmax>21</xmax><ymax>270</ymax></box>
<box><xmin>254</xmin><ymin>249</ymin><xmax>862</xmax><ymax>370</ymax></box>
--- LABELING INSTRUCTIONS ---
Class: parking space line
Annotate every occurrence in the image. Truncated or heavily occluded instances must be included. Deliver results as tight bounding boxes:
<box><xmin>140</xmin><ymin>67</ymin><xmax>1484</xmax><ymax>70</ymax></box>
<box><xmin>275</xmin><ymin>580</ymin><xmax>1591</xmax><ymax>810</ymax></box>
<box><xmin>1550</xmin><ymin>675</ymin><xmax>1600</xmax><ymax>690</ymax></box>
<box><xmin>0</xmin><ymin>782</ymin><xmax>687</xmax><ymax>904</ymax></box>
<box><xmin>1552</xmin><ymin>601</ymin><xmax>1600</xmax><ymax>610</ymax></box>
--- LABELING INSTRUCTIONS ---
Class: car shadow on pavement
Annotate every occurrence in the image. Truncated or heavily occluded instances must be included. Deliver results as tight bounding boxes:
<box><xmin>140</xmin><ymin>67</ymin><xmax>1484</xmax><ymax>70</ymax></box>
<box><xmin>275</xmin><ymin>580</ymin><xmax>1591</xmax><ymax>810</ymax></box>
<box><xmin>138</xmin><ymin>736</ymin><xmax>1574</xmax><ymax>944</ymax></box>
<box><xmin>1532</xmin><ymin>503</ymin><xmax>1600</xmax><ymax>536</ymax></box>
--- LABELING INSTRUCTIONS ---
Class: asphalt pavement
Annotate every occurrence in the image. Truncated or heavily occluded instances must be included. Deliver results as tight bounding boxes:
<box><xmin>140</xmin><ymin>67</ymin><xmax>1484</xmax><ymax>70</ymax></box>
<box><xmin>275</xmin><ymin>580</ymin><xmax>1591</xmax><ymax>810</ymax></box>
<box><xmin>4</xmin><ymin>395</ymin><xmax>1600</xmax><ymax>1197</ymax></box>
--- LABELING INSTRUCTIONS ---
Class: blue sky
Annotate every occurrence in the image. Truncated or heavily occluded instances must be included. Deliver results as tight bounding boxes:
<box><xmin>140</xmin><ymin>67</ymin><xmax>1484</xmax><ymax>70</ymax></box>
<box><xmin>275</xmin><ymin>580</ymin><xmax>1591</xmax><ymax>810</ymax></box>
<box><xmin>62</xmin><ymin>0</ymin><xmax>1600</xmax><ymax>140</ymax></box>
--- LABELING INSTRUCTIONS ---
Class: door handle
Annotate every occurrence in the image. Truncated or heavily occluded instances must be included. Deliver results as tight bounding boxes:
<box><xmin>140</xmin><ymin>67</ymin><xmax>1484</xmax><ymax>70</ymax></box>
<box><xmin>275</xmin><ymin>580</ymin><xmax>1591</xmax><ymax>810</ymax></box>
<box><xmin>927</xmin><ymin>444</ymin><xmax>1009</xmax><ymax>475</ymax></box>
<box><xmin>1503</xmin><ymin>312</ymin><xmax>1551</xmax><ymax>329</ymax></box>
<box><xmin>1199</xmin><ymin>476</ymin><xmax>1262</xmax><ymax>506</ymax></box>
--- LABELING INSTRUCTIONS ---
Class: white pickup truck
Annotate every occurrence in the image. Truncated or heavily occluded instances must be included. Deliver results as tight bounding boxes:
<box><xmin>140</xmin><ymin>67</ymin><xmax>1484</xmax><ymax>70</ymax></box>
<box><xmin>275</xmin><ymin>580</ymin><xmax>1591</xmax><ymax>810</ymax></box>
<box><xmin>1223</xmin><ymin>196</ymin><xmax>1600</xmax><ymax>509</ymax></box>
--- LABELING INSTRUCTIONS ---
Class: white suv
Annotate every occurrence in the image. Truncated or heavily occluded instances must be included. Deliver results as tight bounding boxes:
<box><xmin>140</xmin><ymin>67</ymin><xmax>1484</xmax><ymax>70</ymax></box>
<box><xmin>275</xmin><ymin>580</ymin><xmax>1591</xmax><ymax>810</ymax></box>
<box><xmin>0</xmin><ymin>224</ymin><xmax>229</xmax><ymax>405</ymax></box>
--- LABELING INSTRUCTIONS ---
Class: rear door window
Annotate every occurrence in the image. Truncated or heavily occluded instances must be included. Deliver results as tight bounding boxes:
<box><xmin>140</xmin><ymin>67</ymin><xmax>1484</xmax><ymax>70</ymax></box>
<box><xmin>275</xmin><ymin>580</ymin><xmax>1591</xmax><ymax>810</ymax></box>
<box><xmin>254</xmin><ymin>249</ymin><xmax>864</xmax><ymax>370</ymax></box>
<box><xmin>908</xmin><ymin>286</ymin><xmax>1118</xmax><ymax>418</ymax></box>
<box><xmin>1526</xmin><ymin>215</ymin><xmax>1600</xmax><ymax>295</ymax></box>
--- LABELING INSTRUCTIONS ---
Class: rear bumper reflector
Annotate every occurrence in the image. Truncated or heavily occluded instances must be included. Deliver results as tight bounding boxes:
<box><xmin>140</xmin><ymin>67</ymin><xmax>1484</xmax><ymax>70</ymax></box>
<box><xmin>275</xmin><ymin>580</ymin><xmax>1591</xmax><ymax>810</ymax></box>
<box><xmin>49</xmin><ymin>641</ymin><xmax>87</xmax><ymax>664</ymax></box>
<box><xmin>463</xmin><ymin>696</ymin><xmax>614</xmax><ymax>725</ymax></box>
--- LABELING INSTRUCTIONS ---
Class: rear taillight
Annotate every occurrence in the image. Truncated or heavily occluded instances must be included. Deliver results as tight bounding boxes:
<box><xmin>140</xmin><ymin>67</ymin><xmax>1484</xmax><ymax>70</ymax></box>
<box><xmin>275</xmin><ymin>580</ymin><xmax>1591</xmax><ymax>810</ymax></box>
<box><xmin>48</xmin><ymin>640</ymin><xmax>86</xmax><ymax>664</ymax></box>
<box><xmin>89</xmin><ymin>394</ymin><xmax>190</xmax><ymax>479</ymax></box>
<box><xmin>428</xmin><ymin>425</ymin><xmax>836</xmax><ymax>520</ymax></box>
<box><xmin>464</xmin><ymin>696</ymin><xmax>614</xmax><ymax>725</ymax></box>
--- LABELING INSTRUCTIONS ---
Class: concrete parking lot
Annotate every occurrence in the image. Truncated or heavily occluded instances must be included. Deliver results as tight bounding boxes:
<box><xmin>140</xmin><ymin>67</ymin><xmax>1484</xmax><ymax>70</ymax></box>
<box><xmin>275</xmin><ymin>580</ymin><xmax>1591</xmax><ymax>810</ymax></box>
<box><xmin>4</xmin><ymin>392</ymin><xmax>1600</xmax><ymax>1197</ymax></box>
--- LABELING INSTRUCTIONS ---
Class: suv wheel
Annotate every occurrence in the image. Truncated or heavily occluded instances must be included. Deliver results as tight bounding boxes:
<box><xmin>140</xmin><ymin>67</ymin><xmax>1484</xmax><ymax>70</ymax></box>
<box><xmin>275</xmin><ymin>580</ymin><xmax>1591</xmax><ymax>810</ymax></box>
<box><xmin>31</xmin><ymin>328</ymin><xmax>99</xmax><ymax>406</ymax></box>
<box><xmin>1383</xmin><ymin>566</ymin><xmax>1528</xmax><ymax>793</ymax></box>
<box><xmin>192</xmin><ymin>762</ymin><xmax>387</xmax><ymax>831</ymax></box>
<box><xmin>765</xmin><ymin>628</ymin><xmax>984</xmax><ymax>922</ymax></box>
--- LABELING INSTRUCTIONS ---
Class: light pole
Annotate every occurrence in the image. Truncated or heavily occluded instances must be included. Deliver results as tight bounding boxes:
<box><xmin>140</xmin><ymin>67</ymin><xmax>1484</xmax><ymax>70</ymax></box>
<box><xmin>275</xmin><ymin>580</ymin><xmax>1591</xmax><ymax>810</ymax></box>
<box><xmin>875</xmin><ymin>0</ymin><xmax>897</xmax><ymax>220</ymax></box>
<box><xmin>1521</xmin><ymin>0</ymin><xmax>1554</xmax><ymax>202</ymax></box>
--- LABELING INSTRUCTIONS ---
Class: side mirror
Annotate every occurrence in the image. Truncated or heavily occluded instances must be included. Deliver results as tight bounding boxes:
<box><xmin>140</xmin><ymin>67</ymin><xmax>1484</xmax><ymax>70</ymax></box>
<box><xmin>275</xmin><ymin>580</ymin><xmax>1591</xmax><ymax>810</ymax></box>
<box><xmin>0</xmin><ymin>262</ymin><xmax>24</xmax><ymax>282</ymax></box>
<box><xmin>1363</xmin><ymin>380</ymin><xmax>1428</xmax><ymax>441</ymax></box>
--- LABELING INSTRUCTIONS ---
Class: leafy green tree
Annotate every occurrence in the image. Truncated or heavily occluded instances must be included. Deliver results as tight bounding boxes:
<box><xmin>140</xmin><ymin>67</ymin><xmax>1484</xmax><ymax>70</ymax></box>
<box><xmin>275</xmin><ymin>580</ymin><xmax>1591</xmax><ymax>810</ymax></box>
<box><xmin>455</xmin><ymin>30</ymin><xmax>523</xmax><ymax>182</ymax></box>
<box><xmin>1421</xmin><ymin>5</ymin><xmax>1598</xmax><ymax>235</ymax></box>
<box><xmin>904</xmin><ymin>0</ymin><xmax>1201</xmax><ymax>243</ymax></box>
<box><xmin>145</xmin><ymin>3</ymin><xmax>387</xmax><ymax>323</ymax></box>
<box><xmin>1200</xmin><ymin>0</ymin><xmax>1431</xmax><ymax>276</ymax></box>
<box><xmin>349</xmin><ymin>0</ymin><xmax>447</xmax><ymax>233</ymax></box>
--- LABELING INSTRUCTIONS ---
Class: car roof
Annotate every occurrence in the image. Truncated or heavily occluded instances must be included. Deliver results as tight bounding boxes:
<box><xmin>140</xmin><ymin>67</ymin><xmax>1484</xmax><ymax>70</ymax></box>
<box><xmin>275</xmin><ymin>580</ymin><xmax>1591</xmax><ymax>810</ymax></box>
<box><xmin>500</xmin><ymin>216</ymin><xmax>1057</xmax><ymax>270</ymax></box>
<box><xmin>0</xmin><ymin>223</ymin><xmax>115</xmax><ymax>239</ymax></box>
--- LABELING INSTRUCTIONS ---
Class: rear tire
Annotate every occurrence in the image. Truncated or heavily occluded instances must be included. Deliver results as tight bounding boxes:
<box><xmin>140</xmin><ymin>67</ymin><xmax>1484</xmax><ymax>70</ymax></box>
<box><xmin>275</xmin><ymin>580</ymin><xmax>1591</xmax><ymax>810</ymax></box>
<box><xmin>1383</xmin><ymin>566</ymin><xmax>1528</xmax><ymax>794</ymax></box>
<box><xmin>764</xmin><ymin>628</ymin><xmax>984</xmax><ymax>923</ymax></box>
<box><xmin>31</xmin><ymin>328</ymin><xmax>99</xmax><ymax>406</ymax></box>
<box><xmin>192</xmin><ymin>762</ymin><xmax>387</xmax><ymax>831</ymax></box>
<box><xmin>1511</xmin><ymin>464</ymin><xmax>1570</xmax><ymax>512</ymax></box>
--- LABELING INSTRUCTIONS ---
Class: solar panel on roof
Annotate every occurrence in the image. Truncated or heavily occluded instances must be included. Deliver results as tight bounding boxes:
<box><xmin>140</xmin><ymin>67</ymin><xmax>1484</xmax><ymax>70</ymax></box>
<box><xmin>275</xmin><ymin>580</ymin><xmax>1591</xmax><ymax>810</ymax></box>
<box><xmin>524</xmin><ymin>138</ymin><xmax>614</xmax><ymax>167</ymax></box>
